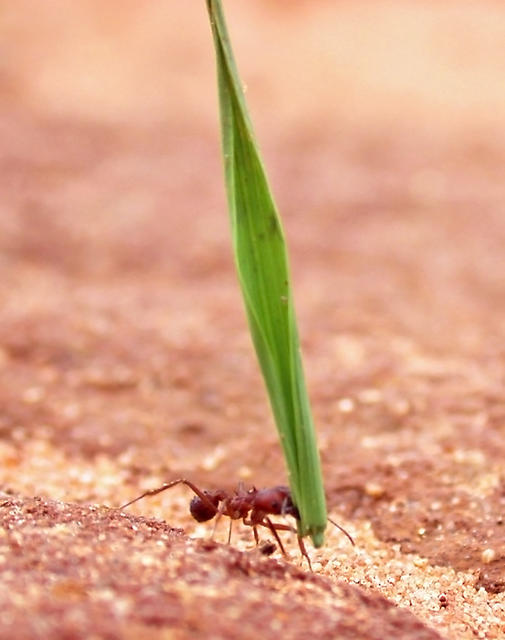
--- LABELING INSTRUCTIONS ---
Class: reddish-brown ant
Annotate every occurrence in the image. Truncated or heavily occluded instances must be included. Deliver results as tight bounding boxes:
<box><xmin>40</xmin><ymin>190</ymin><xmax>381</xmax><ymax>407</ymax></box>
<box><xmin>120</xmin><ymin>479</ymin><xmax>354</xmax><ymax>571</ymax></box>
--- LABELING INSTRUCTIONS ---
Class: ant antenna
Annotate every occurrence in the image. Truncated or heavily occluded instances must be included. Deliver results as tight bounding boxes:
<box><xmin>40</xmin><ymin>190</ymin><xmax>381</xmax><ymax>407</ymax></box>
<box><xmin>328</xmin><ymin>516</ymin><xmax>355</xmax><ymax>546</ymax></box>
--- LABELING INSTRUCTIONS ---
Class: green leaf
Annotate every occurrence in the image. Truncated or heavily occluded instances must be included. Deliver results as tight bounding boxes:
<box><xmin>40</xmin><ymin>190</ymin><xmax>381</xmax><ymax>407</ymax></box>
<box><xmin>206</xmin><ymin>0</ymin><xmax>326</xmax><ymax>547</ymax></box>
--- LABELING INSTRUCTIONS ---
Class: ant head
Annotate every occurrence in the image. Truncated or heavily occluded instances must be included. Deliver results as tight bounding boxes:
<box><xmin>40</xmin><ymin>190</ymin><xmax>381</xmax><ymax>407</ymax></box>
<box><xmin>189</xmin><ymin>492</ymin><xmax>220</xmax><ymax>522</ymax></box>
<box><xmin>253</xmin><ymin>486</ymin><xmax>300</xmax><ymax>519</ymax></box>
<box><xmin>282</xmin><ymin>495</ymin><xmax>300</xmax><ymax>520</ymax></box>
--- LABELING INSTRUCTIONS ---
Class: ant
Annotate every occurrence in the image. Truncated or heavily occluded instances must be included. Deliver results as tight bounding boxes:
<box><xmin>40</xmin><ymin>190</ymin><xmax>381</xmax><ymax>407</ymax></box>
<box><xmin>120</xmin><ymin>479</ymin><xmax>354</xmax><ymax>571</ymax></box>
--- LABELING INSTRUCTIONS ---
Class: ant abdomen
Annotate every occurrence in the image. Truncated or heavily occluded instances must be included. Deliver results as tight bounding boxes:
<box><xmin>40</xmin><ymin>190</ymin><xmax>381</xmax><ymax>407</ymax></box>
<box><xmin>189</xmin><ymin>492</ymin><xmax>220</xmax><ymax>522</ymax></box>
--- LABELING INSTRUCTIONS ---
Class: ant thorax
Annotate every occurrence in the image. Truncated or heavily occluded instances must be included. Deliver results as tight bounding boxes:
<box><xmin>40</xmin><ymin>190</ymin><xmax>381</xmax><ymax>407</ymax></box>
<box><xmin>227</xmin><ymin>492</ymin><xmax>252</xmax><ymax>520</ymax></box>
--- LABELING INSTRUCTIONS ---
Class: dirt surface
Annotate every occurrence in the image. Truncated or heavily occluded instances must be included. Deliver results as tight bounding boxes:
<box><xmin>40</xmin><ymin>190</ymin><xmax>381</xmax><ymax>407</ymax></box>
<box><xmin>1</xmin><ymin>2</ymin><xmax>505</xmax><ymax>639</ymax></box>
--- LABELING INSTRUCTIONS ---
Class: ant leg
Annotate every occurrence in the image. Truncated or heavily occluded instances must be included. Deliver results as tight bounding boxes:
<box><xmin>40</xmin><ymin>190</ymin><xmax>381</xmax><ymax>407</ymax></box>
<box><xmin>227</xmin><ymin>519</ymin><xmax>233</xmax><ymax>545</ymax></box>
<box><xmin>120</xmin><ymin>478</ymin><xmax>188</xmax><ymax>508</ymax></box>
<box><xmin>264</xmin><ymin>522</ymin><xmax>296</xmax><ymax>533</ymax></box>
<box><xmin>210</xmin><ymin>505</ymin><xmax>225</xmax><ymax>539</ymax></box>
<box><xmin>241</xmin><ymin>519</ymin><xmax>260</xmax><ymax>546</ymax></box>
<box><xmin>258</xmin><ymin>520</ymin><xmax>314</xmax><ymax>571</ymax></box>
<box><xmin>256</xmin><ymin>520</ymin><xmax>297</xmax><ymax>535</ymax></box>
<box><xmin>297</xmin><ymin>536</ymin><xmax>313</xmax><ymax>572</ymax></box>
<box><xmin>243</xmin><ymin>516</ymin><xmax>286</xmax><ymax>554</ymax></box>
<box><xmin>261</xmin><ymin>517</ymin><xmax>287</xmax><ymax>556</ymax></box>
<box><xmin>328</xmin><ymin>516</ymin><xmax>355</xmax><ymax>546</ymax></box>
<box><xmin>120</xmin><ymin>478</ymin><xmax>219</xmax><ymax>518</ymax></box>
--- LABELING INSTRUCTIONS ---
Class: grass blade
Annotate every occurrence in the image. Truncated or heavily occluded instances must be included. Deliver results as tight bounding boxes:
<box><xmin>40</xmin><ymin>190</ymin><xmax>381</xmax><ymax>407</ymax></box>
<box><xmin>206</xmin><ymin>0</ymin><xmax>326</xmax><ymax>546</ymax></box>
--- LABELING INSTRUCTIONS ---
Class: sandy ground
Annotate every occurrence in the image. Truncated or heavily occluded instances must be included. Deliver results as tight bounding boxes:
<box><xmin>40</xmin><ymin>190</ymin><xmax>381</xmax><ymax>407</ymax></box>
<box><xmin>1</xmin><ymin>2</ymin><xmax>505</xmax><ymax>638</ymax></box>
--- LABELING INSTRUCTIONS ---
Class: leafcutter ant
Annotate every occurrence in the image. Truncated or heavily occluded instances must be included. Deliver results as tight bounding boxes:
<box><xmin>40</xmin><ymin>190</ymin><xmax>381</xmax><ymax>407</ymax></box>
<box><xmin>120</xmin><ymin>478</ymin><xmax>354</xmax><ymax>571</ymax></box>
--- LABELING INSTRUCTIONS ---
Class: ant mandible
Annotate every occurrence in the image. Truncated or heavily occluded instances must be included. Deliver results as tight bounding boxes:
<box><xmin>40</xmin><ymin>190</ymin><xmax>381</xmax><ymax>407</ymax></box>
<box><xmin>120</xmin><ymin>479</ymin><xmax>355</xmax><ymax>571</ymax></box>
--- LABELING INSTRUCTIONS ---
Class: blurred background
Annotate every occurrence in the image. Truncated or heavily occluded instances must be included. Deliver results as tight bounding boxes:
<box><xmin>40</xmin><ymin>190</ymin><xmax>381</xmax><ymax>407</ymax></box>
<box><xmin>2</xmin><ymin>0</ymin><xmax>505</xmax><ymax>278</ymax></box>
<box><xmin>2</xmin><ymin>1</ymin><xmax>505</xmax><ymax>470</ymax></box>
<box><xmin>3</xmin><ymin>1</ymin><xmax>505</xmax><ymax>139</ymax></box>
